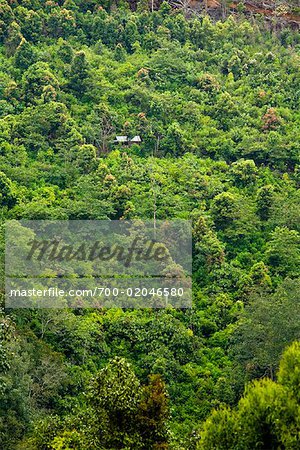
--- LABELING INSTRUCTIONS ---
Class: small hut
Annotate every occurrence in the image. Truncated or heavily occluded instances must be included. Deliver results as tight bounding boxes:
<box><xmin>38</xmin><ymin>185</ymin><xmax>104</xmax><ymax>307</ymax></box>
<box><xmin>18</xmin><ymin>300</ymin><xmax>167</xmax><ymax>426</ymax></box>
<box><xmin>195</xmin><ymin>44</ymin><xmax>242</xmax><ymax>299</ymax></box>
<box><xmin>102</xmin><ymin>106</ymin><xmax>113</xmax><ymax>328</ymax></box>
<box><xmin>114</xmin><ymin>136</ymin><xmax>142</xmax><ymax>146</ymax></box>
<box><xmin>114</xmin><ymin>136</ymin><xmax>129</xmax><ymax>144</ymax></box>
<box><xmin>130</xmin><ymin>136</ymin><xmax>142</xmax><ymax>145</ymax></box>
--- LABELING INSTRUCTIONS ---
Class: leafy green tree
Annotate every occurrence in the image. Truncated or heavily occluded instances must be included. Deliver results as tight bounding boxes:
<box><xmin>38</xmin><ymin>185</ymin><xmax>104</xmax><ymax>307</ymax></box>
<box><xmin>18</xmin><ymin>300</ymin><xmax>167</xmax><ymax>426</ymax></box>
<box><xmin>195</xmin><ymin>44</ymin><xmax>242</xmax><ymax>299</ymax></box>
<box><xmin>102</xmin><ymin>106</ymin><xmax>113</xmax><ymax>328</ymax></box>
<box><xmin>193</xmin><ymin>216</ymin><xmax>225</xmax><ymax>283</ymax></box>
<box><xmin>197</xmin><ymin>407</ymin><xmax>238</xmax><ymax>450</ymax></box>
<box><xmin>22</xmin><ymin>62</ymin><xmax>59</xmax><ymax>104</ymax></box>
<box><xmin>57</xmin><ymin>39</ymin><xmax>74</xmax><ymax>64</ymax></box>
<box><xmin>123</xmin><ymin>20</ymin><xmax>139</xmax><ymax>53</ymax></box>
<box><xmin>138</xmin><ymin>374</ymin><xmax>169</xmax><ymax>449</ymax></box>
<box><xmin>114</xmin><ymin>43</ymin><xmax>126</xmax><ymax>62</ymax></box>
<box><xmin>0</xmin><ymin>309</ymin><xmax>13</xmax><ymax>377</ymax></box>
<box><xmin>5</xmin><ymin>21</ymin><xmax>23</xmax><ymax>56</ymax></box>
<box><xmin>231</xmin><ymin>279</ymin><xmax>300</xmax><ymax>380</ymax></box>
<box><xmin>68</xmin><ymin>51</ymin><xmax>89</xmax><ymax>94</ymax></box>
<box><xmin>160</xmin><ymin>122</ymin><xmax>188</xmax><ymax>156</ymax></box>
<box><xmin>278</xmin><ymin>341</ymin><xmax>300</xmax><ymax>403</ymax></box>
<box><xmin>198</xmin><ymin>341</ymin><xmax>300</xmax><ymax>450</ymax></box>
<box><xmin>15</xmin><ymin>7</ymin><xmax>43</xmax><ymax>43</ymax></box>
<box><xmin>230</xmin><ymin>159</ymin><xmax>257</xmax><ymax>187</ymax></box>
<box><xmin>266</xmin><ymin>226</ymin><xmax>300</xmax><ymax>277</ymax></box>
<box><xmin>69</xmin><ymin>144</ymin><xmax>97</xmax><ymax>173</ymax></box>
<box><xmin>256</xmin><ymin>184</ymin><xmax>274</xmax><ymax>221</ymax></box>
<box><xmin>211</xmin><ymin>192</ymin><xmax>240</xmax><ymax>230</ymax></box>
<box><xmin>47</xmin><ymin>7</ymin><xmax>76</xmax><ymax>38</ymax></box>
<box><xmin>0</xmin><ymin>1</ymin><xmax>14</xmax><ymax>43</ymax></box>
<box><xmin>0</xmin><ymin>171</ymin><xmax>17</xmax><ymax>208</ymax></box>
<box><xmin>14</xmin><ymin>38</ymin><xmax>37</xmax><ymax>69</ymax></box>
<box><xmin>14</xmin><ymin>102</ymin><xmax>70</xmax><ymax>153</ymax></box>
<box><xmin>91</xmin><ymin>356</ymin><xmax>143</xmax><ymax>449</ymax></box>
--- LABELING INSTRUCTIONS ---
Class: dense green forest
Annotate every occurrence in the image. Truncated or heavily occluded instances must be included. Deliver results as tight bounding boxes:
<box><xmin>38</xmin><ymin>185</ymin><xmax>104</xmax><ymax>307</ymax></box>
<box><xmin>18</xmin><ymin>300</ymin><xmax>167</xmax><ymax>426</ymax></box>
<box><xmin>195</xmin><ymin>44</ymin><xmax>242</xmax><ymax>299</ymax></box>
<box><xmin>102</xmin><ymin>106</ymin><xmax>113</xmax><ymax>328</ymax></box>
<box><xmin>1</xmin><ymin>0</ymin><xmax>300</xmax><ymax>448</ymax></box>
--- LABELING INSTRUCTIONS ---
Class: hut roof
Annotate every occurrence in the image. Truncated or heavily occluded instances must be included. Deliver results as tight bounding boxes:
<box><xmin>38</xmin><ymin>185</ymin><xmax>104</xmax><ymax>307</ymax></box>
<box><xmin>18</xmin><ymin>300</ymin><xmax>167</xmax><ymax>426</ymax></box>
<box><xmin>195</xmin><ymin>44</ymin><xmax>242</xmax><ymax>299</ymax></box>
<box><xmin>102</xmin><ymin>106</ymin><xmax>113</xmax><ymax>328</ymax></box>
<box><xmin>130</xmin><ymin>135</ymin><xmax>142</xmax><ymax>143</ymax></box>
<box><xmin>115</xmin><ymin>136</ymin><xmax>128</xmax><ymax>142</ymax></box>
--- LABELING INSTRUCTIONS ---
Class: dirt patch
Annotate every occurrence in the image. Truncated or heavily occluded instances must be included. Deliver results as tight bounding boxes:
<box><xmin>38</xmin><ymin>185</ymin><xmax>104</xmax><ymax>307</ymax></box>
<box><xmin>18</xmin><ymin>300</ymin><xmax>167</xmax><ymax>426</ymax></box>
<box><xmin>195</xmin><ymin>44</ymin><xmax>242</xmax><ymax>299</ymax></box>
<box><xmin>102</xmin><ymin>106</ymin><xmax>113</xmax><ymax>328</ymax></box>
<box><xmin>230</xmin><ymin>1</ymin><xmax>300</xmax><ymax>25</ymax></box>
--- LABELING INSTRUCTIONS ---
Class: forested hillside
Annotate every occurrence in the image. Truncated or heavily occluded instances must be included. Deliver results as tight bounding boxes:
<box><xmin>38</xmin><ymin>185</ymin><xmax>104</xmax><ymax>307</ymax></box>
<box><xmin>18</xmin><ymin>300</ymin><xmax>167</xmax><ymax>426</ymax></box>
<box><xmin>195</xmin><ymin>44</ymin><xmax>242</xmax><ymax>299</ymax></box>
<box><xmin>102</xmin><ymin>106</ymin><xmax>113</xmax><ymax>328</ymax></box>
<box><xmin>1</xmin><ymin>1</ymin><xmax>300</xmax><ymax>449</ymax></box>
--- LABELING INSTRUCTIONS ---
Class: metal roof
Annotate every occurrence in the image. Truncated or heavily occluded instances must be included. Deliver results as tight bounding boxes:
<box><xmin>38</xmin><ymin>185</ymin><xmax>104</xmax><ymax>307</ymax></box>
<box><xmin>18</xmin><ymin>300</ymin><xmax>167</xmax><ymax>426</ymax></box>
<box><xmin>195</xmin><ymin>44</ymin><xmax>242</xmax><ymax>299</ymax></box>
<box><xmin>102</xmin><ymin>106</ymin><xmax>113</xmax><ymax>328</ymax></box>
<box><xmin>115</xmin><ymin>136</ymin><xmax>128</xmax><ymax>142</ymax></box>
<box><xmin>130</xmin><ymin>136</ymin><xmax>142</xmax><ymax>142</ymax></box>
